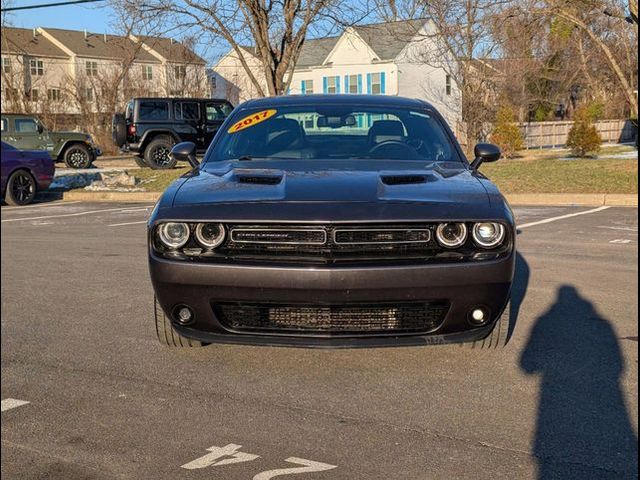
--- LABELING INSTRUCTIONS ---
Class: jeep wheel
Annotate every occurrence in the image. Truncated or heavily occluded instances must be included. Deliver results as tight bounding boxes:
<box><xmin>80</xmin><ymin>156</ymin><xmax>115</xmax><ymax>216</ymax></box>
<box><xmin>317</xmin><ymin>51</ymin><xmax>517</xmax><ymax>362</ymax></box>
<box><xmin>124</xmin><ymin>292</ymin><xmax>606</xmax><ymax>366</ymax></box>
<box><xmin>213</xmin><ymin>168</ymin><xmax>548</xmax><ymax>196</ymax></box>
<box><xmin>466</xmin><ymin>299</ymin><xmax>510</xmax><ymax>349</ymax></box>
<box><xmin>154</xmin><ymin>297</ymin><xmax>204</xmax><ymax>347</ymax></box>
<box><xmin>5</xmin><ymin>170</ymin><xmax>36</xmax><ymax>206</ymax></box>
<box><xmin>145</xmin><ymin>137</ymin><xmax>176</xmax><ymax>170</ymax></box>
<box><xmin>63</xmin><ymin>144</ymin><xmax>93</xmax><ymax>169</ymax></box>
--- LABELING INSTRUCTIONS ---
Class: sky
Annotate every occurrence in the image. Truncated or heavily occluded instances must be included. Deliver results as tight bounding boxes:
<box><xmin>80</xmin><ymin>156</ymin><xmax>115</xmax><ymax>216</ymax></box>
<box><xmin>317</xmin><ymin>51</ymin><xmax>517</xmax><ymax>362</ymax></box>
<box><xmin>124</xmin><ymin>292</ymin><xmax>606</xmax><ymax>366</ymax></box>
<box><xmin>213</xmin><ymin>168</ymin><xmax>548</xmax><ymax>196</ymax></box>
<box><xmin>6</xmin><ymin>1</ymin><xmax>117</xmax><ymax>34</ymax></box>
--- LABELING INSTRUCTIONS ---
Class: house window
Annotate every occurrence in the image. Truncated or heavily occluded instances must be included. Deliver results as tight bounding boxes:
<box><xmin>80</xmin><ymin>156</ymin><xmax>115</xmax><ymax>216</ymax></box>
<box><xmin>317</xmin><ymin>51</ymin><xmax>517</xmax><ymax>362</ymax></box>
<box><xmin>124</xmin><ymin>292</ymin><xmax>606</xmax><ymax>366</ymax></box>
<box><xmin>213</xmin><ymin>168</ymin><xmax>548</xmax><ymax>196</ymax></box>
<box><xmin>301</xmin><ymin>79</ymin><xmax>314</xmax><ymax>95</ymax></box>
<box><xmin>347</xmin><ymin>75</ymin><xmax>360</xmax><ymax>94</ymax></box>
<box><xmin>1</xmin><ymin>57</ymin><xmax>11</xmax><ymax>74</ymax></box>
<box><xmin>142</xmin><ymin>65</ymin><xmax>153</xmax><ymax>80</ymax></box>
<box><xmin>85</xmin><ymin>87</ymin><xmax>94</xmax><ymax>101</ymax></box>
<box><xmin>30</xmin><ymin>59</ymin><xmax>44</xmax><ymax>76</ymax></box>
<box><xmin>27</xmin><ymin>89</ymin><xmax>39</xmax><ymax>101</ymax></box>
<box><xmin>85</xmin><ymin>61</ymin><xmax>98</xmax><ymax>77</ymax></box>
<box><xmin>369</xmin><ymin>72</ymin><xmax>384</xmax><ymax>95</ymax></box>
<box><xmin>446</xmin><ymin>75</ymin><xmax>452</xmax><ymax>96</ymax></box>
<box><xmin>324</xmin><ymin>76</ymin><xmax>340</xmax><ymax>94</ymax></box>
<box><xmin>174</xmin><ymin>65</ymin><xmax>187</xmax><ymax>80</ymax></box>
<box><xmin>47</xmin><ymin>88</ymin><xmax>61</xmax><ymax>102</ymax></box>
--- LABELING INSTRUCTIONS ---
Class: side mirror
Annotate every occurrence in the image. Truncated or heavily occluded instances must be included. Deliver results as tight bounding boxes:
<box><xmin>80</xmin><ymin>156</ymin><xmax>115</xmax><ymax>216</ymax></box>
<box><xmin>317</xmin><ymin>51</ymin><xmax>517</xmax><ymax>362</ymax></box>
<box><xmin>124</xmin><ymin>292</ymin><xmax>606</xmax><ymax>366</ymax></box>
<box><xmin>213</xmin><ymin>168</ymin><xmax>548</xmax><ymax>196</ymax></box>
<box><xmin>37</xmin><ymin>123</ymin><xmax>44</xmax><ymax>134</ymax></box>
<box><xmin>171</xmin><ymin>142</ymin><xmax>199</xmax><ymax>168</ymax></box>
<box><xmin>470</xmin><ymin>143</ymin><xmax>501</xmax><ymax>170</ymax></box>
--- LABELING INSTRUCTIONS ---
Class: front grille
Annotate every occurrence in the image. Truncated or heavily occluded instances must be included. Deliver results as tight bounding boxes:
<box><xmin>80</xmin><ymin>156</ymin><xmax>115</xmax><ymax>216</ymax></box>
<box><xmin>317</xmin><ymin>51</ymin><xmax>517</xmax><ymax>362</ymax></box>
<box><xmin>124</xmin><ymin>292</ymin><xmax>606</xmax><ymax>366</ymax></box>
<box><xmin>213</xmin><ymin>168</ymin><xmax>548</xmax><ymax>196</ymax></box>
<box><xmin>221</xmin><ymin>224</ymin><xmax>440</xmax><ymax>263</ymax></box>
<box><xmin>214</xmin><ymin>302</ymin><xmax>449</xmax><ymax>335</ymax></box>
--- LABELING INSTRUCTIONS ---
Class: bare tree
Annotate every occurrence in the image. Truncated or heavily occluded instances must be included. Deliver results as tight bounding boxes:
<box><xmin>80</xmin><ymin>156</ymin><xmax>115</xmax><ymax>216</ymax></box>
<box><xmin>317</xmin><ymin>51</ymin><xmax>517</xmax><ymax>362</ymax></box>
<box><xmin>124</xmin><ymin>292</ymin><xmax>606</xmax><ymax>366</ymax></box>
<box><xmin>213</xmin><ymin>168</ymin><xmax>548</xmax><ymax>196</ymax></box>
<box><xmin>117</xmin><ymin>0</ymin><xmax>358</xmax><ymax>97</ymax></box>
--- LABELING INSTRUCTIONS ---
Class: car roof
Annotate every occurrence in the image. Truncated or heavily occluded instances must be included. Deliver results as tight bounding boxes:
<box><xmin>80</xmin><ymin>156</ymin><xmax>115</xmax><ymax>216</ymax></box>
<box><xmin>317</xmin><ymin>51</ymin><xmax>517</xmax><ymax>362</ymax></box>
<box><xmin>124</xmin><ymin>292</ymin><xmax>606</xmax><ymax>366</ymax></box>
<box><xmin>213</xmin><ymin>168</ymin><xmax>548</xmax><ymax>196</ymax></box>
<box><xmin>132</xmin><ymin>97</ymin><xmax>230</xmax><ymax>103</ymax></box>
<box><xmin>239</xmin><ymin>94</ymin><xmax>434</xmax><ymax>111</ymax></box>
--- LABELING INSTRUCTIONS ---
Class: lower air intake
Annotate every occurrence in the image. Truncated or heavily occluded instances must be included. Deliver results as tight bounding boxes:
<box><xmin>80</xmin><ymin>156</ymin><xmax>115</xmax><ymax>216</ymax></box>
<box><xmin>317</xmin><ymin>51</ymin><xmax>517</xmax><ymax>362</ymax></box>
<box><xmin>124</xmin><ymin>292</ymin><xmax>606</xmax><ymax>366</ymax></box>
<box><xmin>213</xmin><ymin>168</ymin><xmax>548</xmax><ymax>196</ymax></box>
<box><xmin>214</xmin><ymin>302</ymin><xmax>449</xmax><ymax>335</ymax></box>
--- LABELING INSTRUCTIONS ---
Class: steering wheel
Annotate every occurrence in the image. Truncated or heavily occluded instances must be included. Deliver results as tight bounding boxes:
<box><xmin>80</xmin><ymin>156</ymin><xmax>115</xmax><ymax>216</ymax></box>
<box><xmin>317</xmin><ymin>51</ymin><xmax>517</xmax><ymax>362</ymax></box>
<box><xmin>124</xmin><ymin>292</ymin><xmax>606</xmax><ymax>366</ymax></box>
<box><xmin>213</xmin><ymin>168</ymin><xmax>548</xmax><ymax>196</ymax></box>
<box><xmin>368</xmin><ymin>140</ymin><xmax>420</xmax><ymax>159</ymax></box>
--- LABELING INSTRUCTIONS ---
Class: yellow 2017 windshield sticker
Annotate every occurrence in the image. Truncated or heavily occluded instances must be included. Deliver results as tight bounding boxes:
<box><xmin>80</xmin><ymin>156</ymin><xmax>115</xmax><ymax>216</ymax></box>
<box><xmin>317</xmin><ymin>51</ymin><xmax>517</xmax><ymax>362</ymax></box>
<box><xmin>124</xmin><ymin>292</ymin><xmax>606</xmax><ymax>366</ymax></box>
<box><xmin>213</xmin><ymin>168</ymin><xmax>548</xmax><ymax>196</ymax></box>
<box><xmin>228</xmin><ymin>109</ymin><xmax>277</xmax><ymax>134</ymax></box>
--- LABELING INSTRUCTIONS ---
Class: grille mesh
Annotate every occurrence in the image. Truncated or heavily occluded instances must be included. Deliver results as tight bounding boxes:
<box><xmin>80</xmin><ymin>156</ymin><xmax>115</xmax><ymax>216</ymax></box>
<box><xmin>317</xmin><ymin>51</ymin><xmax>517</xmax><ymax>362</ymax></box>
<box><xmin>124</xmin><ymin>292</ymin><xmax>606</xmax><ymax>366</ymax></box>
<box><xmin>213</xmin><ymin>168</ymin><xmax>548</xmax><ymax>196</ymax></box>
<box><xmin>215</xmin><ymin>303</ymin><xmax>449</xmax><ymax>335</ymax></box>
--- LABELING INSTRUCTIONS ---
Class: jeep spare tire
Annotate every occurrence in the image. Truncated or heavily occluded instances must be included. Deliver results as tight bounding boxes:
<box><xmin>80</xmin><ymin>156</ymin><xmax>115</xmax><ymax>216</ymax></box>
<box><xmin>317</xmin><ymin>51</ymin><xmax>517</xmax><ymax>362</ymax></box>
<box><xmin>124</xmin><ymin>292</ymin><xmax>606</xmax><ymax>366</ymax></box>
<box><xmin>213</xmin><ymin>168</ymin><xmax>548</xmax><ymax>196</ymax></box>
<box><xmin>112</xmin><ymin>113</ymin><xmax>127</xmax><ymax>148</ymax></box>
<box><xmin>145</xmin><ymin>136</ymin><xmax>177</xmax><ymax>169</ymax></box>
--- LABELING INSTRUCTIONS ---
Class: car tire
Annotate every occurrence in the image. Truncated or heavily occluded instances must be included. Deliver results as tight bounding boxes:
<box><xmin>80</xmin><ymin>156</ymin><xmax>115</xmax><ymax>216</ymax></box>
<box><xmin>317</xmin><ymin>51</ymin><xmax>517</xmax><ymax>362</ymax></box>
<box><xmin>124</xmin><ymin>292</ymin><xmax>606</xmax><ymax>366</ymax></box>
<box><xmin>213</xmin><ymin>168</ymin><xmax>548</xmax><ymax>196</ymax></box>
<box><xmin>133</xmin><ymin>155</ymin><xmax>148</xmax><ymax>168</ymax></box>
<box><xmin>144</xmin><ymin>136</ymin><xmax>177</xmax><ymax>170</ymax></box>
<box><xmin>467</xmin><ymin>299</ymin><xmax>510</xmax><ymax>349</ymax></box>
<box><xmin>63</xmin><ymin>143</ymin><xmax>93</xmax><ymax>169</ymax></box>
<box><xmin>5</xmin><ymin>169</ymin><xmax>37</xmax><ymax>206</ymax></box>
<box><xmin>154</xmin><ymin>297</ymin><xmax>204</xmax><ymax>347</ymax></box>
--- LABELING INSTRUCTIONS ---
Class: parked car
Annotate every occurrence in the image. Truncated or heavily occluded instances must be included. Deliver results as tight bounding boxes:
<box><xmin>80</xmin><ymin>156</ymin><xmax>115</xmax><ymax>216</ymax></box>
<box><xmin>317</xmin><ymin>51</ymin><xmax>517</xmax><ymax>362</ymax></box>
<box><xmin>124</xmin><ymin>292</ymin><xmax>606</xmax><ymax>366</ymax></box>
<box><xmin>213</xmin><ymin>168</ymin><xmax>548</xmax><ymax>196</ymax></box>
<box><xmin>1</xmin><ymin>141</ymin><xmax>55</xmax><ymax>206</ymax></box>
<box><xmin>1</xmin><ymin>114</ymin><xmax>101</xmax><ymax>169</ymax></box>
<box><xmin>112</xmin><ymin>97</ymin><xmax>234</xmax><ymax>170</ymax></box>
<box><xmin>148</xmin><ymin>95</ymin><xmax>516</xmax><ymax>349</ymax></box>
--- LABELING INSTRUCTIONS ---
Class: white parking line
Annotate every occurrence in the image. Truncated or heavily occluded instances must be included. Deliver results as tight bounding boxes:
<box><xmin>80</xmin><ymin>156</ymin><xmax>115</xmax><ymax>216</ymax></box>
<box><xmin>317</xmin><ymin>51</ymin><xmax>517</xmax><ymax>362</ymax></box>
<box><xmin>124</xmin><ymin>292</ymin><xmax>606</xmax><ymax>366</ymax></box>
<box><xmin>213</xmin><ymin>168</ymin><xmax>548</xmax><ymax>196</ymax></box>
<box><xmin>1</xmin><ymin>201</ymin><xmax>81</xmax><ymax>211</ymax></box>
<box><xmin>1</xmin><ymin>398</ymin><xmax>30</xmax><ymax>412</ymax></box>
<box><xmin>519</xmin><ymin>206</ymin><xmax>611</xmax><ymax>230</ymax></box>
<box><xmin>1</xmin><ymin>206</ymin><xmax>154</xmax><ymax>223</ymax></box>
<box><xmin>108</xmin><ymin>220</ymin><xmax>148</xmax><ymax>227</ymax></box>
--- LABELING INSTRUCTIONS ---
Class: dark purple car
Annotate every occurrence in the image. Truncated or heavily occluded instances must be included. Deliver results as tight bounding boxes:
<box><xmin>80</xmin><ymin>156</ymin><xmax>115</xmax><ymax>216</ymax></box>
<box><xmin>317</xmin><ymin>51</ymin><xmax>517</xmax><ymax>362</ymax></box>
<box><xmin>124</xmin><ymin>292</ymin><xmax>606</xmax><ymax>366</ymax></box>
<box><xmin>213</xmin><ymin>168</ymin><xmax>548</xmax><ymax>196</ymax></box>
<box><xmin>1</xmin><ymin>141</ymin><xmax>55</xmax><ymax>205</ymax></box>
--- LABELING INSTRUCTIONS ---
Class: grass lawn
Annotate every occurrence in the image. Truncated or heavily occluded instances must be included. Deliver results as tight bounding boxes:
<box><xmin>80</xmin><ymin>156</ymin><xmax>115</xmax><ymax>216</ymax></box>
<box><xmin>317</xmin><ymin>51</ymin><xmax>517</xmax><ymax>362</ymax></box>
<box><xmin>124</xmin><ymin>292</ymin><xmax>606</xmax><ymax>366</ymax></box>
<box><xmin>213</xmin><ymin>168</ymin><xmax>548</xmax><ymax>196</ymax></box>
<box><xmin>482</xmin><ymin>147</ymin><xmax>638</xmax><ymax>194</ymax></box>
<box><xmin>127</xmin><ymin>146</ymin><xmax>638</xmax><ymax>195</ymax></box>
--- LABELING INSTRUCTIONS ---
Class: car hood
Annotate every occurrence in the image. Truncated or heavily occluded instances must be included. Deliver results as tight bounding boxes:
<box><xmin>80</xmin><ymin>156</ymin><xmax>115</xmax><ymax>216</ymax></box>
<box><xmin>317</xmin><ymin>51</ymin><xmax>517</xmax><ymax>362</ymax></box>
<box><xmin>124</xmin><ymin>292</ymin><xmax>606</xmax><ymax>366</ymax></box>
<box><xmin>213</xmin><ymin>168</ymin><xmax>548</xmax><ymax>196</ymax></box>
<box><xmin>173</xmin><ymin>160</ymin><xmax>490</xmax><ymax>208</ymax></box>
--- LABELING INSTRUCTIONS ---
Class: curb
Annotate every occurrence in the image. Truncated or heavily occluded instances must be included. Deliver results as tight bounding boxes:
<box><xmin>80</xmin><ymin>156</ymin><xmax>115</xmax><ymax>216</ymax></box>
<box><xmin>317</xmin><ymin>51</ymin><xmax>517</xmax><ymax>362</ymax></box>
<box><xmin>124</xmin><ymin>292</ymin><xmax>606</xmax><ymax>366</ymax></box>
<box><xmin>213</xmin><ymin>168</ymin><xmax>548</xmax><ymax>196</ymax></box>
<box><xmin>61</xmin><ymin>190</ymin><xmax>638</xmax><ymax>207</ymax></box>
<box><xmin>63</xmin><ymin>190</ymin><xmax>161</xmax><ymax>202</ymax></box>
<box><xmin>504</xmin><ymin>193</ymin><xmax>637</xmax><ymax>207</ymax></box>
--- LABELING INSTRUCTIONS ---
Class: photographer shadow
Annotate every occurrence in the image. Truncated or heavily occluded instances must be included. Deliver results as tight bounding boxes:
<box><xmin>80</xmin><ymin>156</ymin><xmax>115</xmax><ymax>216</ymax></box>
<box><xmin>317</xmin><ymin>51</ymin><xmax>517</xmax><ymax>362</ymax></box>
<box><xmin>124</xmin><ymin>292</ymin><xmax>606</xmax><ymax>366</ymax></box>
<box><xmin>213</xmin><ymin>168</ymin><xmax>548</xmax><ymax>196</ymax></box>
<box><xmin>520</xmin><ymin>285</ymin><xmax>638</xmax><ymax>479</ymax></box>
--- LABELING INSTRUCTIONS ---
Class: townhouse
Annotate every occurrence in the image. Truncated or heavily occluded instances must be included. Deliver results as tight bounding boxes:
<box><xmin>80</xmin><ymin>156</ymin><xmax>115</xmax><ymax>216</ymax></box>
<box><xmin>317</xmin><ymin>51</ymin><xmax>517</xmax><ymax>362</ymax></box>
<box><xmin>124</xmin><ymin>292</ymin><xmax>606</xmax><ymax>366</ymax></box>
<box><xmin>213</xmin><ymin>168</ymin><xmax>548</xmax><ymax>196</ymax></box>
<box><xmin>0</xmin><ymin>27</ymin><xmax>208</xmax><ymax>115</ymax></box>
<box><xmin>211</xmin><ymin>19</ymin><xmax>462</xmax><ymax>131</ymax></box>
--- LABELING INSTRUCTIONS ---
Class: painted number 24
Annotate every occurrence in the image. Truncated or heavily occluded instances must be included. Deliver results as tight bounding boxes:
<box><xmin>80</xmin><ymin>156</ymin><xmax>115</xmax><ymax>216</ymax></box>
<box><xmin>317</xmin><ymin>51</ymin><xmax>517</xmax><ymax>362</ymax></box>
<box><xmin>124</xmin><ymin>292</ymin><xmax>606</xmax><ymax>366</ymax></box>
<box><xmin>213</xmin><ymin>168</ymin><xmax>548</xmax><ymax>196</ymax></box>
<box><xmin>181</xmin><ymin>443</ymin><xmax>337</xmax><ymax>478</ymax></box>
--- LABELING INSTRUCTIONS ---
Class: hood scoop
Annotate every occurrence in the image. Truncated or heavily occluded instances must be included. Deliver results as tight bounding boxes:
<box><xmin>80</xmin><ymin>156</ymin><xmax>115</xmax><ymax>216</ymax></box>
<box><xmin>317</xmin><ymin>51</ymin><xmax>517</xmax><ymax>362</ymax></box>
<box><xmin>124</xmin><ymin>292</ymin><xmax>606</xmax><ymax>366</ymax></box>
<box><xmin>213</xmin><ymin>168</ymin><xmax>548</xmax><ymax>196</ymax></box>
<box><xmin>236</xmin><ymin>175</ymin><xmax>283</xmax><ymax>185</ymax></box>
<box><xmin>230</xmin><ymin>169</ymin><xmax>284</xmax><ymax>186</ymax></box>
<box><xmin>381</xmin><ymin>175</ymin><xmax>427</xmax><ymax>186</ymax></box>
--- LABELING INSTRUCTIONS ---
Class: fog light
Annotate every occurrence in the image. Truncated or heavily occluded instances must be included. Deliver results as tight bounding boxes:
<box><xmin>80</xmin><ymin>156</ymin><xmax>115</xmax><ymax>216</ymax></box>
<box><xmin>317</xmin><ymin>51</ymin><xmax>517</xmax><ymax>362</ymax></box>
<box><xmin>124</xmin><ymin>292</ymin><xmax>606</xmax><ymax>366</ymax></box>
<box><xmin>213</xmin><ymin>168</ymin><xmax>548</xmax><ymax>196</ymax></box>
<box><xmin>174</xmin><ymin>305</ymin><xmax>194</xmax><ymax>325</ymax></box>
<box><xmin>469</xmin><ymin>307</ymin><xmax>489</xmax><ymax>325</ymax></box>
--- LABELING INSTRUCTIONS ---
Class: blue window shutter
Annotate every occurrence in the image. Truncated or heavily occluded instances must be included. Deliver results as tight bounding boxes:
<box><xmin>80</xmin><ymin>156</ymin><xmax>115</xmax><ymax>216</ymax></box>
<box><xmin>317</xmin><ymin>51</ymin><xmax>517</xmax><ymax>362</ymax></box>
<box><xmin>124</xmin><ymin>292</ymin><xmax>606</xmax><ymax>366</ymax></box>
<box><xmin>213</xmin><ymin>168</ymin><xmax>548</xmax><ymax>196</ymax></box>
<box><xmin>301</xmin><ymin>80</ymin><xmax>306</xmax><ymax>95</ymax></box>
<box><xmin>366</xmin><ymin>73</ymin><xmax>372</xmax><ymax>94</ymax></box>
<box><xmin>335</xmin><ymin>76</ymin><xmax>341</xmax><ymax>94</ymax></box>
<box><xmin>357</xmin><ymin>74</ymin><xmax>363</xmax><ymax>94</ymax></box>
<box><xmin>344</xmin><ymin>75</ymin><xmax>349</xmax><ymax>94</ymax></box>
<box><xmin>323</xmin><ymin>77</ymin><xmax>328</xmax><ymax>94</ymax></box>
<box><xmin>380</xmin><ymin>72</ymin><xmax>386</xmax><ymax>94</ymax></box>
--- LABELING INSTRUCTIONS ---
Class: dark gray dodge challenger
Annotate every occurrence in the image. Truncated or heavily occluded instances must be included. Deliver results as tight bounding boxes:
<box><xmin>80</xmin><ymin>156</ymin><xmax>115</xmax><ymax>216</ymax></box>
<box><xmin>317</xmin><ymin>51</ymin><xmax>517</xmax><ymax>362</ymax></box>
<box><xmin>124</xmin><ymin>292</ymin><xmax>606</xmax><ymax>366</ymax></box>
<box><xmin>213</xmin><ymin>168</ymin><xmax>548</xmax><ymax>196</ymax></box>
<box><xmin>148</xmin><ymin>95</ymin><xmax>516</xmax><ymax>348</ymax></box>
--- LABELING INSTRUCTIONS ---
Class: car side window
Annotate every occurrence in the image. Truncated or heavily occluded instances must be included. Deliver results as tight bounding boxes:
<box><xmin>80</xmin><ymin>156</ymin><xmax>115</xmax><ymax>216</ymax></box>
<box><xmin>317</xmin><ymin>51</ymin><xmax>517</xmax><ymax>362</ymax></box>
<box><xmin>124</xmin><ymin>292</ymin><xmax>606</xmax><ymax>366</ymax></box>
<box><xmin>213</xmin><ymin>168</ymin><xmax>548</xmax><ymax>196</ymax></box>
<box><xmin>1</xmin><ymin>118</ymin><xmax>7</xmax><ymax>132</ymax></box>
<box><xmin>138</xmin><ymin>101</ymin><xmax>169</xmax><ymax>121</ymax></box>
<box><xmin>174</xmin><ymin>102</ymin><xmax>200</xmax><ymax>121</ymax></box>
<box><xmin>206</xmin><ymin>103</ymin><xmax>233</xmax><ymax>122</ymax></box>
<box><xmin>15</xmin><ymin>118</ymin><xmax>39</xmax><ymax>133</ymax></box>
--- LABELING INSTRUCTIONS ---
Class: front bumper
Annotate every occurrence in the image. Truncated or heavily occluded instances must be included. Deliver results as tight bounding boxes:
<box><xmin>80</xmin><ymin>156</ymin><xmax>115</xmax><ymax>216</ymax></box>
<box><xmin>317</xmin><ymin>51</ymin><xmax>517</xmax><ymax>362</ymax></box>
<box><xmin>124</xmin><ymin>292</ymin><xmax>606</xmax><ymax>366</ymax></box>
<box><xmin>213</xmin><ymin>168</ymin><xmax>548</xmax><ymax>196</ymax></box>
<box><xmin>150</xmin><ymin>251</ymin><xmax>515</xmax><ymax>347</ymax></box>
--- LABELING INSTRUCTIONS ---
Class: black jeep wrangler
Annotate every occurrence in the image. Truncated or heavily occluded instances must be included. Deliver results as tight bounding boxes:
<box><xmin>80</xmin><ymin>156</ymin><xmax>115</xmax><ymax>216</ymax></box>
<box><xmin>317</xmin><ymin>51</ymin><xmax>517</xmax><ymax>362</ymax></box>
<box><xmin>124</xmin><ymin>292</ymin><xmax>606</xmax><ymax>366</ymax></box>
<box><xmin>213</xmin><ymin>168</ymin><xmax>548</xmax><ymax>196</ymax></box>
<box><xmin>112</xmin><ymin>97</ymin><xmax>234</xmax><ymax>169</ymax></box>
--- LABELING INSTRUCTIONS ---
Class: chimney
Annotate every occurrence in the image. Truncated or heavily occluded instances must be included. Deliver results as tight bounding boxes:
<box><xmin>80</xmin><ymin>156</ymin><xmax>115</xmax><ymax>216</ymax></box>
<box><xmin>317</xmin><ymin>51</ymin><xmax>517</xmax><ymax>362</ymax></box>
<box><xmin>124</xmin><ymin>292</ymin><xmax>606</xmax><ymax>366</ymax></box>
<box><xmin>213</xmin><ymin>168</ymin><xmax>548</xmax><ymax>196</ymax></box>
<box><xmin>32</xmin><ymin>28</ymin><xmax>37</xmax><ymax>39</ymax></box>
<box><xmin>84</xmin><ymin>29</ymin><xmax>88</xmax><ymax>39</ymax></box>
<box><xmin>170</xmin><ymin>38</ymin><xmax>174</xmax><ymax>44</ymax></box>
<box><xmin>104</xmin><ymin>33</ymin><xmax>107</xmax><ymax>42</ymax></box>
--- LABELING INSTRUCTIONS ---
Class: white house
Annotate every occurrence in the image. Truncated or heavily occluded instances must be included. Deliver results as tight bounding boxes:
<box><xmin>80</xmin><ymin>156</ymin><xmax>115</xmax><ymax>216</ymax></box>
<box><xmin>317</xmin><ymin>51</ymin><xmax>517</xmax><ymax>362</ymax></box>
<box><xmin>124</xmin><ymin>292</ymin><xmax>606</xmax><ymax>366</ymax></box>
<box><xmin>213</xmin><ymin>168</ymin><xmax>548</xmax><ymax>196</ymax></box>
<box><xmin>211</xmin><ymin>19</ymin><xmax>462</xmax><ymax>132</ymax></box>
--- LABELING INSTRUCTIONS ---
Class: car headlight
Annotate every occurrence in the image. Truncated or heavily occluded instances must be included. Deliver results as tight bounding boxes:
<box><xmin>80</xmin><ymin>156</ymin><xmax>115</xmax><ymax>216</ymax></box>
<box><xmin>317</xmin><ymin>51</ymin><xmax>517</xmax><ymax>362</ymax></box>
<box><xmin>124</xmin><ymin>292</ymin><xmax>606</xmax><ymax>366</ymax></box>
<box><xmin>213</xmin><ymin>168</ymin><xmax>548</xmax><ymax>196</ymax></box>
<box><xmin>194</xmin><ymin>223</ymin><xmax>225</xmax><ymax>249</ymax></box>
<box><xmin>472</xmin><ymin>222</ymin><xmax>506</xmax><ymax>248</ymax></box>
<box><xmin>157</xmin><ymin>222</ymin><xmax>190</xmax><ymax>249</ymax></box>
<box><xmin>436</xmin><ymin>223</ymin><xmax>467</xmax><ymax>248</ymax></box>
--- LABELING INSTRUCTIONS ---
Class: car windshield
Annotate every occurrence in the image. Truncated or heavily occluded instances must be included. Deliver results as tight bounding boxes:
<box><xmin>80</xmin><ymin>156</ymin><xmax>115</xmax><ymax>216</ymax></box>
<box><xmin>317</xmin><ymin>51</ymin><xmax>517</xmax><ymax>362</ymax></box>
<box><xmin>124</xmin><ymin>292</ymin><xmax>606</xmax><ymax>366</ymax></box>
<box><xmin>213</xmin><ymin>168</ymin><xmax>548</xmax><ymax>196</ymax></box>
<box><xmin>208</xmin><ymin>105</ymin><xmax>461</xmax><ymax>162</ymax></box>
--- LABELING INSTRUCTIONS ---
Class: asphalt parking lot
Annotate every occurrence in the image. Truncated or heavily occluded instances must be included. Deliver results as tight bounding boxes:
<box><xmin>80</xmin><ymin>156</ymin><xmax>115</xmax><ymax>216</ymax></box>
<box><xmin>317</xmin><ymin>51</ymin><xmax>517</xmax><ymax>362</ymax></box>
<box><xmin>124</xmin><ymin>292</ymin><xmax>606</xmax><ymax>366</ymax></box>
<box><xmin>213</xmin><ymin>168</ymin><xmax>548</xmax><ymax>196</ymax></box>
<box><xmin>1</xmin><ymin>201</ymin><xmax>638</xmax><ymax>479</ymax></box>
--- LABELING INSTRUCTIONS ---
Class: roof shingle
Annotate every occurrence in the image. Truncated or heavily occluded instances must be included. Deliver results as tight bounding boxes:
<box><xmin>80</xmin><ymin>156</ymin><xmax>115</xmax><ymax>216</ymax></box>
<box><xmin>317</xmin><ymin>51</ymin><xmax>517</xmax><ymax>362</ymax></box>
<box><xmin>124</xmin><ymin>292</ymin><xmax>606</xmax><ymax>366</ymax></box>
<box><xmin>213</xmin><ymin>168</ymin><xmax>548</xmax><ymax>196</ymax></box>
<box><xmin>0</xmin><ymin>27</ymin><xmax>68</xmax><ymax>58</ymax></box>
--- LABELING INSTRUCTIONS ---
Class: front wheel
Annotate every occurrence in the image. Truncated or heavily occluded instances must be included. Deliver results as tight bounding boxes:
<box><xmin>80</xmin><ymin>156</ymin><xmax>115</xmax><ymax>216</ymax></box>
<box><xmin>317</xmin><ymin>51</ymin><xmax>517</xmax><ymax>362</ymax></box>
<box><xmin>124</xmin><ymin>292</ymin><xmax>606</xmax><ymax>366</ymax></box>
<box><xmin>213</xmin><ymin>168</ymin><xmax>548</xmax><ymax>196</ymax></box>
<box><xmin>154</xmin><ymin>297</ymin><xmax>203</xmax><ymax>347</ymax></box>
<box><xmin>63</xmin><ymin>143</ymin><xmax>93</xmax><ymax>169</ymax></box>
<box><xmin>5</xmin><ymin>170</ymin><xmax>36</xmax><ymax>206</ymax></box>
